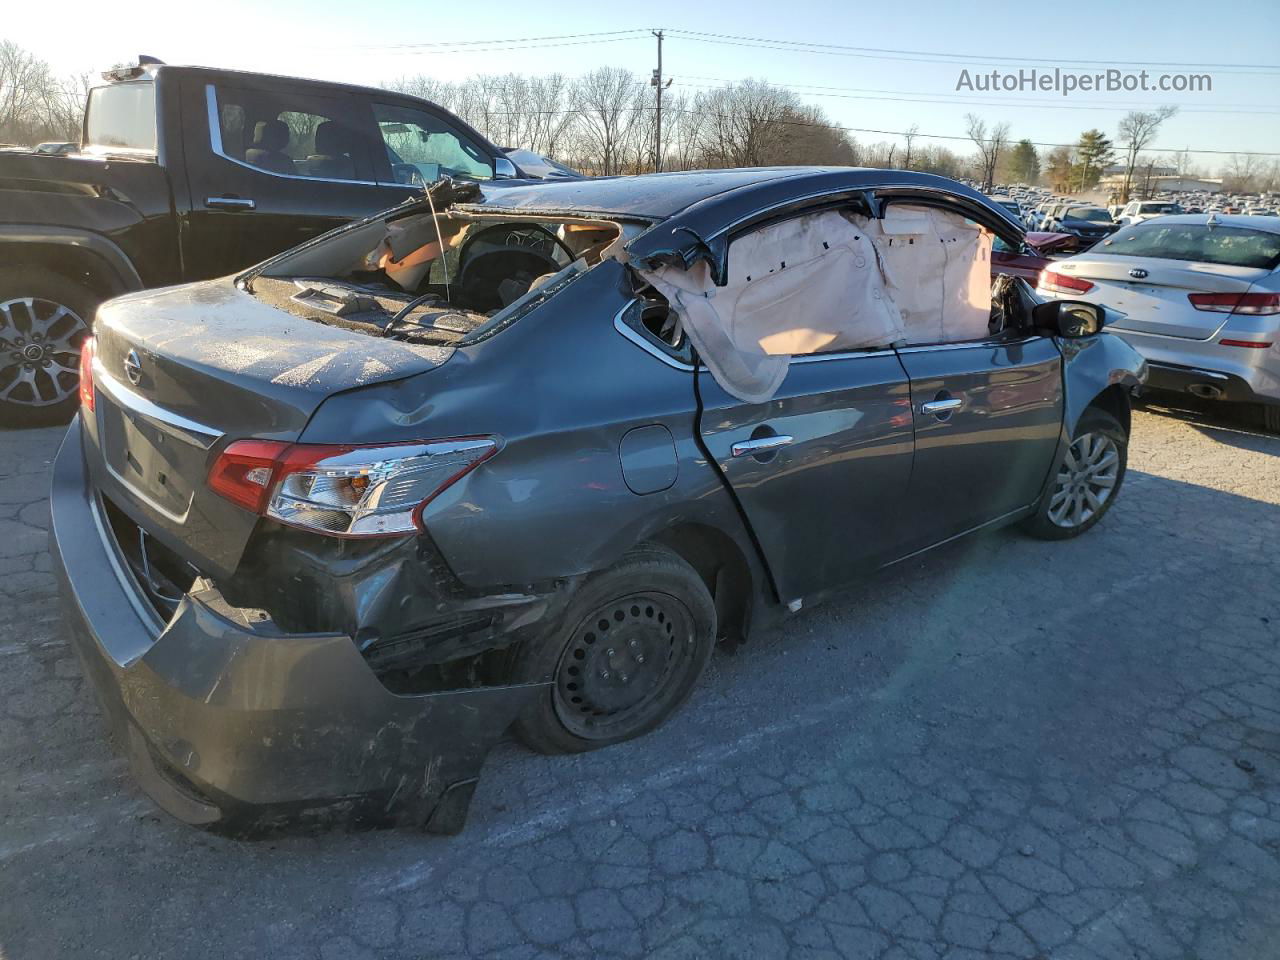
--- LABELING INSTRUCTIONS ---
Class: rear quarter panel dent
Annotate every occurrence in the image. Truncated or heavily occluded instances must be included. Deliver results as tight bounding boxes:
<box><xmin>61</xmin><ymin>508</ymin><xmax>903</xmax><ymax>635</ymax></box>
<box><xmin>304</xmin><ymin>261</ymin><xmax>757</xmax><ymax>591</ymax></box>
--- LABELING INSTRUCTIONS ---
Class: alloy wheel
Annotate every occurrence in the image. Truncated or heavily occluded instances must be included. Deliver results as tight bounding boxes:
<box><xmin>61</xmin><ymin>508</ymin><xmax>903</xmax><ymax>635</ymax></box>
<box><xmin>553</xmin><ymin>591</ymin><xmax>698</xmax><ymax>740</ymax></box>
<box><xmin>1048</xmin><ymin>431</ymin><xmax>1120</xmax><ymax>528</ymax></box>
<box><xmin>0</xmin><ymin>297</ymin><xmax>88</xmax><ymax>408</ymax></box>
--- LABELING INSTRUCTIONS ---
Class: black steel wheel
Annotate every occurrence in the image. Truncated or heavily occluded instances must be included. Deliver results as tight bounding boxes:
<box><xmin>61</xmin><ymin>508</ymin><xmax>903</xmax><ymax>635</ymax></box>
<box><xmin>511</xmin><ymin>544</ymin><xmax>716</xmax><ymax>754</ymax></box>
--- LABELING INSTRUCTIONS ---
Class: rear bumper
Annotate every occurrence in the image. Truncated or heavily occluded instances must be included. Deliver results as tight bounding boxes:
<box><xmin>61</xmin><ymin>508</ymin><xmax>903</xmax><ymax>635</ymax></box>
<box><xmin>50</xmin><ymin>417</ymin><xmax>547</xmax><ymax>834</ymax></box>
<box><xmin>1107</xmin><ymin>329</ymin><xmax>1280</xmax><ymax>406</ymax></box>
<box><xmin>1143</xmin><ymin>361</ymin><xmax>1280</xmax><ymax>407</ymax></box>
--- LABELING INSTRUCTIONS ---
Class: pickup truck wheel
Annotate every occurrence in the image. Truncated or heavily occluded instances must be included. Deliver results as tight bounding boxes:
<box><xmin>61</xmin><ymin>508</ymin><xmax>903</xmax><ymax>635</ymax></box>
<box><xmin>510</xmin><ymin>544</ymin><xmax>716</xmax><ymax>755</ymax></box>
<box><xmin>0</xmin><ymin>268</ymin><xmax>96</xmax><ymax>427</ymax></box>
<box><xmin>1021</xmin><ymin>408</ymin><xmax>1128</xmax><ymax>541</ymax></box>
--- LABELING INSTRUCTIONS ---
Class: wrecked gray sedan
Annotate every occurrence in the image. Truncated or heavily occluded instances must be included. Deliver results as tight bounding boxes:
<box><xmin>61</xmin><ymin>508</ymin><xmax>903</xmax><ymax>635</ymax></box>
<box><xmin>50</xmin><ymin>168</ymin><xmax>1145</xmax><ymax>833</ymax></box>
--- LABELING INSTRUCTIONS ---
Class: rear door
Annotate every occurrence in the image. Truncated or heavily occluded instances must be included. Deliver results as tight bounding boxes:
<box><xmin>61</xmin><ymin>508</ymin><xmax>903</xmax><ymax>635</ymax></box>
<box><xmin>893</xmin><ymin>333</ymin><xmax>1063</xmax><ymax>554</ymax></box>
<box><xmin>698</xmin><ymin>353</ymin><xmax>915</xmax><ymax>605</ymax></box>
<box><xmin>180</xmin><ymin>77</ymin><xmax>393</xmax><ymax>279</ymax></box>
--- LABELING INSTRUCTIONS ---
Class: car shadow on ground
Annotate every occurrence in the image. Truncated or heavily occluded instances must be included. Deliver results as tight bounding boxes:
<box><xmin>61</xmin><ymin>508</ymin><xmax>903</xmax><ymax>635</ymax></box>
<box><xmin>467</xmin><ymin>462</ymin><xmax>1280</xmax><ymax>844</ymax></box>
<box><xmin>1135</xmin><ymin>394</ymin><xmax>1279</xmax><ymax>455</ymax></box>
<box><xmin>4</xmin><ymin>430</ymin><xmax>1280</xmax><ymax>959</ymax></box>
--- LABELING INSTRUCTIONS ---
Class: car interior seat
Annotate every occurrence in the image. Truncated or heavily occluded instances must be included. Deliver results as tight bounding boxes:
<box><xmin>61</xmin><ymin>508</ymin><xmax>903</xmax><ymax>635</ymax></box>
<box><xmin>244</xmin><ymin>119</ymin><xmax>294</xmax><ymax>175</ymax></box>
<box><xmin>302</xmin><ymin>122</ymin><xmax>356</xmax><ymax>180</ymax></box>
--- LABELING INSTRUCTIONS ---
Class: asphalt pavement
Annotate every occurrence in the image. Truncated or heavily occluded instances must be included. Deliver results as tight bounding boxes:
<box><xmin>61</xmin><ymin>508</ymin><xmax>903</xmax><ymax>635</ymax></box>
<box><xmin>2</xmin><ymin>400</ymin><xmax>1278</xmax><ymax>959</ymax></box>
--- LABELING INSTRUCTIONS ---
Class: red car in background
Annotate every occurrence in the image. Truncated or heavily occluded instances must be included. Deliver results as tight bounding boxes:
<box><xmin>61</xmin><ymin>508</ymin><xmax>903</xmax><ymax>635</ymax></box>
<box><xmin>992</xmin><ymin>232</ymin><xmax>1073</xmax><ymax>282</ymax></box>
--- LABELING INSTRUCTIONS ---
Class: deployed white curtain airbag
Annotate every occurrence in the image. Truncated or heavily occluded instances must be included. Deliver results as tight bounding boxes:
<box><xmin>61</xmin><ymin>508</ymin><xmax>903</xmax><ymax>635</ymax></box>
<box><xmin>639</xmin><ymin>210</ymin><xmax>905</xmax><ymax>403</ymax></box>
<box><xmin>863</xmin><ymin>205</ymin><xmax>992</xmax><ymax>345</ymax></box>
<box><xmin>637</xmin><ymin>205</ymin><xmax>992</xmax><ymax>404</ymax></box>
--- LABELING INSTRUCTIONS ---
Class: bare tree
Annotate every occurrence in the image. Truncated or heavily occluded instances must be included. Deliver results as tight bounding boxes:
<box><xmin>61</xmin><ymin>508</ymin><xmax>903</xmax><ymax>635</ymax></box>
<box><xmin>901</xmin><ymin>124</ymin><xmax>919</xmax><ymax>171</ymax></box>
<box><xmin>1221</xmin><ymin>152</ymin><xmax>1263</xmax><ymax>193</ymax></box>
<box><xmin>696</xmin><ymin>80</ymin><xmax>796</xmax><ymax>167</ymax></box>
<box><xmin>965</xmin><ymin>114</ymin><xmax>1010</xmax><ymax>192</ymax></box>
<box><xmin>1117</xmin><ymin>106</ymin><xmax>1177</xmax><ymax>202</ymax></box>
<box><xmin>663</xmin><ymin>92</ymin><xmax>706</xmax><ymax>172</ymax></box>
<box><xmin>40</xmin><ymin>71</ymin><xmax>92</xmax><ymax>142</ymax></box>
<box><xmin>1168</xmin><ymin>147</ymin><xmax>1194</xmax><ymax>178</ymax></box>
<box><xmin>571</xmin><ymin>68</ymin><xmax>642</xmax><ymax>176</ymax></box>
<box><xmin>0</xmin><ymin>42</ymin><xmax>96</xmax><ymax>145</ymax></box>
<box><xmin>0</xmin><ymin>40</ymin><xmax>53</xmax><ymax>142</ymax></box>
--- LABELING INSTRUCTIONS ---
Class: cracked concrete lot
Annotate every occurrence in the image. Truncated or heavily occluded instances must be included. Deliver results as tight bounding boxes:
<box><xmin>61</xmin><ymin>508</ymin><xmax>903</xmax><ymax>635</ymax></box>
<box><xmin>1</xmin><ymin>401</ymin><xmax>1278</xmax><ymax>959</ymax></box>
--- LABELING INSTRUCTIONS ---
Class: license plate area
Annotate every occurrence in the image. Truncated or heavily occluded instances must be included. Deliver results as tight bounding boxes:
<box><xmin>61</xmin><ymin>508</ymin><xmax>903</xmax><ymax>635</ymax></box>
<box><xmin>98</xmin><ymin>392</ymin><xmax>206</xmax><ymax>523</ymax></box>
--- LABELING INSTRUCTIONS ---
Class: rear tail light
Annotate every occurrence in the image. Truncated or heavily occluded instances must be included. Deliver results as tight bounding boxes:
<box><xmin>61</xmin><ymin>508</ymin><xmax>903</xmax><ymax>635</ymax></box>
<box><xmin>1038</xmin><ymin>270</ymin><xmax>1095</xmax><ymax>294</ymax></box>
<box><xmin>1188</xmin><ymin>292</ymin><xmax>1280</xmax><ymax>315</ymax></box>
<box><xmin>207</xmin><ymin>439</ymin><xmax>289</xmax><ymax>513</ymax></box>
<box><xmin>78</xmin><ymin>336</ymin><xmax>95</xmax><ymax>412</ymax></box>
<box><xmin>208</xmin><ymin>437</ymin><xmax>498</xmax><ymax>537</ymax></box>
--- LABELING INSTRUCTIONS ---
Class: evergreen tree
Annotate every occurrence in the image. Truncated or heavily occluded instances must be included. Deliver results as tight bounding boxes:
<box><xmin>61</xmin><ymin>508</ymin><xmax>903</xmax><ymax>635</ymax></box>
<box><xmin>1007</xmin><ymin>139</ymin><xmax>1040</xmax><ymax>184</ymax></box>
<box><xmin>1045</xmin><ymin>145</ymin><xmax>1075</xmax><ymax>193</ymax></box>
<box><xmin>1072</xmin><ymin>130</ymin><xmax>1115</xmax><ymax>192</ymax></box>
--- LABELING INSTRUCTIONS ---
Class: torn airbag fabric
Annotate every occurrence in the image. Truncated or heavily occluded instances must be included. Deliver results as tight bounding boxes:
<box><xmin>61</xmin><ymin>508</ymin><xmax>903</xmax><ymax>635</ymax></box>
<box><xmin>639</xmin><ymin>210</ymin><xmax>905</xmax><ymax>403</ymax></box>
<box><xmin>863</xmin><ymin>205</ymin><xmax>992</xmax><ymax>346</ymax></box>
<box><xmin>638</xmin><ymin>206</ymin><xmax>992</xmax><ymax>403</ymax></box>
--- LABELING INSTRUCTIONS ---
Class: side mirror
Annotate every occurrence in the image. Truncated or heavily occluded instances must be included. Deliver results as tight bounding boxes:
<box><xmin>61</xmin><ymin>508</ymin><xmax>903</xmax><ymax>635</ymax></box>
<box><xmin>493</xmin><ymin>156</ymin><xmax>518</xmax><ymax>179</ymax></box>
<box><xmin>1033</xmin><ymin>300</ymin><xmax>1104</xmax><ymax>338</ymax></box>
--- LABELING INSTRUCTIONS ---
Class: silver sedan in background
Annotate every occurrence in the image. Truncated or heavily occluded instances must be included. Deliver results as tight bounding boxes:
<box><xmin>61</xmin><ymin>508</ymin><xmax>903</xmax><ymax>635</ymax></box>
<box><xmin>1039</xmin><ymin>214</ymin><xmax>1280</xmax><ymax>431</ymax></box>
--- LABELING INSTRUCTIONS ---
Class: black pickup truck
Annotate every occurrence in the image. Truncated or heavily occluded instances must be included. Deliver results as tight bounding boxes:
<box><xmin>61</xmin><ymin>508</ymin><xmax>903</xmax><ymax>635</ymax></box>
<box><xmin>0</xmin><ymin>61</ymin><xmax>526</xmax><ymax>424</ymax></box>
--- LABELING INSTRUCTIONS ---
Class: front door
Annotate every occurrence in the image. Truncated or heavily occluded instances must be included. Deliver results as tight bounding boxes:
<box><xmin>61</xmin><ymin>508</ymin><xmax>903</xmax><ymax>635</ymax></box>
<box><xmin>892</xmin><ymin>334</ymin><xmax>1064</xmax><ymax>555</ymax></box>
<box><xmin>697</xmin><ymin>352</ymin><xmax>916</xmax><ymax>606</ymax></box>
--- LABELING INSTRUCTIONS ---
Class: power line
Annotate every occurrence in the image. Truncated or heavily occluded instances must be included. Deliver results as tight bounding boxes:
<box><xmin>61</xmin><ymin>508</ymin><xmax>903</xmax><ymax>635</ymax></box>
<box><xmin>474</xmin><ymin>104</ymin><xmax>1280</xmax><ymax>156</ymax></box>
<box><xmin>676</xmin><ymin>74</ymin><xmax>1280</xmax><ymax>113</ymax></box>
<box><xmin>366</xmin><ymin>35</ymin><xmax>650</xmax><ymax>55</ymax></box>
<box><xmin>671</xmin><ymin>109</ymin><xmax>1280</xmax><ymax>156</ymax></box>
<box><xmin>363</xmin><ymin>29</ymin><xmax>1280</xmax><ymax>156</ymax></box>
<box><xmin>671</xmin><ymin>82</ymin><xmax>1280</xmax><ymax>117</ymax></box>
<box><xmin>663</xmin><ymin>29</ymin><xmax>1280</xmax><ymax>75</ymax></box>
<box><xmin>359</xmin><ymin>29</ymin><xmax>649</xmax><ymax>51</ymax></box>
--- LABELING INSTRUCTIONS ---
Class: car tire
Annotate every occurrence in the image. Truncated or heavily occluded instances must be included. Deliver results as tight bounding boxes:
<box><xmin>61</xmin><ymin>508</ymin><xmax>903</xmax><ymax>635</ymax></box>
<box><xmin>510</xmin><ymin>543</ymin><xmax>717</xmax><ymax>755</ymax></box>
<box><xmin>1021</xmin><ymin>407</ymin><xmax>1128</xmax><ymax>541</ymax></box>
<box><xmin>1260</xmin><ymin>403</ymin><xmax>1280</xmax><ymax>434</ymax></box>
<box><xmin>0</xmin><ymin>267</ymin><xmax>98</xmax><ymax>427</ymax></box>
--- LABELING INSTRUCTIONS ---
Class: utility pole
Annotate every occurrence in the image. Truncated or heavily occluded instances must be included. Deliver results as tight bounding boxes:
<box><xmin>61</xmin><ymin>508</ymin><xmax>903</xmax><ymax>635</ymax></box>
<box><xmin>650</xmin><ymin>29</ymin><xmax>670</xmax><ymax>172</ymax></box>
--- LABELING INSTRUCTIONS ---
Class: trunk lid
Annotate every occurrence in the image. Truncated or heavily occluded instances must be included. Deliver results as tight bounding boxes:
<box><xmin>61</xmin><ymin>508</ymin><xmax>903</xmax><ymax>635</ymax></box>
<box><xmin>86</xmin><ymin>279</ymin><xmax>453</xmax><ymax>579</ymax></box>
<box><xmin>1053</xmin><ymin>254</ymin><xmax>1269</xmax><ymax>340</ymax></box>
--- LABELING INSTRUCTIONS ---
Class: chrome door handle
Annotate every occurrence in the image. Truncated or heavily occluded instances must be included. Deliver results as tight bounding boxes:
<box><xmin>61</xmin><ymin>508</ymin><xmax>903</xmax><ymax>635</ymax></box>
<box><xmin>921</xmin><ymin>398</ymin><xmax>962</xmax><ymax>416</ymax></box>
<box><xmin>205</xmin><ymin>196</ymin><xmax>256</xmax><ymax>210</ymax></box>
<box><xmin>731</xmin><ymin>435</ymin><xmax>794</xmax><ymax>457</ymax></box>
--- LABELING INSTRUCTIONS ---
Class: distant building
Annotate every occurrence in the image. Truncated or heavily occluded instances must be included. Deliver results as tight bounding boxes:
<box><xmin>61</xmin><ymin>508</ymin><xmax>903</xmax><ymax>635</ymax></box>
<box><xmin>1099</xmin><ymin>170</ymin><xmax>1223</xmax><ymax>195</ymax></box>
<box><xmin>1147</xmin><ymin>176</ymin><xmax>1224</xmax><ymax>193</ymax></box>
<box><xmin>1101</xmin><ymin>163</ymin><xmax>1176</xmax><ymax>178</ymax></box>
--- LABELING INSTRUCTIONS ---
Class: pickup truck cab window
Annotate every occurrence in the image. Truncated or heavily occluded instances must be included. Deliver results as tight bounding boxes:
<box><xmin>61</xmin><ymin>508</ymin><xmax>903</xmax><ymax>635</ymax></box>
<box><xmin>209</xmin><ymin>83</ymin><xmax>374</xmax><ymax>183</ymax></box>
<box><xmin>372</xmin><ymin>103</ymin><xmax>494</xmax><ymax>184</ymax></box>
<box><xmin>83</xmin><ymin>82</ymin><xmax>156</xmax><ymax>155</ymax></box>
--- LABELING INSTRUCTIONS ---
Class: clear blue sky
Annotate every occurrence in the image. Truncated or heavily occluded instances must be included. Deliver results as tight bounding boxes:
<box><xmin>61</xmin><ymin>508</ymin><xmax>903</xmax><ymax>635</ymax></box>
<box><xmin>10</xmin><ymin>0</ymin><xmax>1280</xmax><ymax>169</ymax></box>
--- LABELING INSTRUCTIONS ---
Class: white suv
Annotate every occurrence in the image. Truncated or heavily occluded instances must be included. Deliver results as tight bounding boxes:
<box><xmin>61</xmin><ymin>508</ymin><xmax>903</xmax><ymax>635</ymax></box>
<box><xmin>1116</xmin><ymin>200</ymin><xmax>1183</xmax><ymax>226</ymax></box>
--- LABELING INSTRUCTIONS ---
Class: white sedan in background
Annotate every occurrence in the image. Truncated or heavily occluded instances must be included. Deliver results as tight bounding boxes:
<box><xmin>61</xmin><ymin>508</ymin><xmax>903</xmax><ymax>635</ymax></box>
<box><xmin>1038</xmin><ymin>214</ymin><xmax>1280</xmax><ymax>431</ymax></box>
